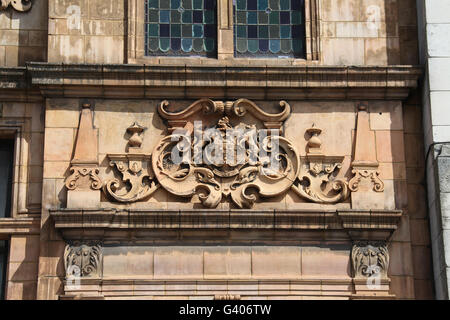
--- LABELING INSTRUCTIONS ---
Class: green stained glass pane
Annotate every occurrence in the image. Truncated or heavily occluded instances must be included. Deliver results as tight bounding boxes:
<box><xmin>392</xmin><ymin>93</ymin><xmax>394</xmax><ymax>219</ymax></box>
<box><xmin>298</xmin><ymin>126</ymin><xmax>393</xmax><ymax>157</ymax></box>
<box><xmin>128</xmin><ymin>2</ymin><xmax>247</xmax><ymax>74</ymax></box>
<box><xmin>205</xmin><ymin>38</ymin><xmax>215</xmax><ymax>52</ymax></box>
<box><xmin>292</xmin><ymin>39</ymin><xmax>302</xmax><ymax>53</ymax></box>
<box><xmin>268</xmin><ymin>0</ymin><xmax>279</xmax><ymax>10</ymax></box>
<box><xmin>237</xmin><ymin>11</ymin><xmax>247</xmax><ymax>24</ymax></box>
<box><xmin>237</xmin><ymin>0</ymin><xmax>246</xmax><ymax>10</ymax></box>
<box><xmin>237</xmin><ymin>39</ymin><xmax>247</xmax><ymax>53</ymax></box>
<box><xmin>269</xmin><ymin>25</ymin><xmax>279</xmax><ymax>38</ymax></box>
<box><xmin>193</xmin><ymin>38</ymin><xmax>203</xmax><ymax>52</ymax></box>
<box><xmin>291</xmin><ymin>11</ymin><xmax>301</xmax><ymax>24</ymax></box>
<box><xmin>149</xmin><ymin>24</ymin><xmax>159</xmax><ymax>37</ymax></box>
<box><xmin>258</xmin><ymin>0</ymin><xmax>268</xmax><ymax>10</ymax></box>
<box><xmin>171</xmin><ymin>10</ymin><xmax>181</xmax><ymax>22</ymax></box>
<box><xmin>281</xmin><ymin>39</ymin><xmax>291</xmax><ymax>53</ymax></box>
<box><xmin>149</xmin><ymin>38</ymin><xmax>159</xmax><ymax>51</ymax></box>
<box><xmin>248</xmin><ymin>39</ymin><xmax>258</xmax><ymax>53</ymax></box>
<box><xmin>149</xmin><ymin>10</ymin><xmax>159</xmax><ymax>23</ymax></box>
<box><xmin>258</xmin><ymin>11</ymin><xmax>268</xmax><ymax>24</ymax></box>
<box><xmin>160</xmin><ymin>38</ymin><xmax>170</xmax><ymax>51</ymax></box>
<box><xmin>258</xmin><ymin>25</ymin><xmax>268</xmax><ymax>38</ymax></box>
<box><xmin>171</xmin><ymin>24</ymin><xmax>181</xmax><ymax>37</ymax></box>
<box><xmin>193</xmin><ymin>0</ymin><xmax>202</xmax><ymax>9</ymax></box>
<box><xmin>247</xmin><ymin>11</ymin><xmax>257</xmax><ymax>24</ymax></box>
<box><xmin>237</xmin><ymin>25</ymin><xmax>247</xmax><ymax>38</ymax></box>
<box><xmin>182</xmin><ymin>0</ymin><xmax>192</xmax><ymax>9</ymax></box>
<box><xmin>182</xmin><ymin>24</ymin><xmax>192</xmax><ymax>37</ymax></box>
<box><xmin>146</xmin><ymin>0</ymin><xmax>216</xmax><ymax>57</ymax></box>
<box><xmin>280</xmin><ymin>25</ymin><xmax>290</xmax><ymax>38</ymax></box>
<box><xmin>280</xmin><ymin>0</ymin><xmax>290</xmax><ymax>10</ymax></box>
<box><xmin>148</xmin><ymin>0</ymin><xmax>159</xmax><ymax>9</ymax></box>
<box><xmin>160</xmin><ymin>0</ymin><xmax>170</xmax><ymax>9</ymax></box>
<box><xmin>204</xmin><ymin>10</ymin><xmax>215</xmax><ymax>24</ymax></box>
<box><xmin>182</xmin><ymin>10</ymin><xmax>192</xmax><ymax>23</ymax></box>
<box><xmin>269</xmin><ymin>11</ymin><xmax>279</xmax><ymax>24</ymax></box>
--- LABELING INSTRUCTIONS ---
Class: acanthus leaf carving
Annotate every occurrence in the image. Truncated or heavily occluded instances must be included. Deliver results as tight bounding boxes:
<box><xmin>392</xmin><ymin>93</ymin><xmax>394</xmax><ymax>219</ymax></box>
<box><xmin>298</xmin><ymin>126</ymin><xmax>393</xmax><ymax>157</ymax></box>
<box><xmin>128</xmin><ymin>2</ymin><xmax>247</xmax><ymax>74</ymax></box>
<box><xmin>64</xmin><ymin>242</ymin><xmax>102</xmax><ymax>278</ymax></box>
<box><xmin>0</xmin><ymin>0</ymin><xmax>32</xmax><ymax>12</ymax></box>
<box><xmin>351</xmin><ymin>241</ymin><xmax>389</xmax><ymax>279</ymax></box>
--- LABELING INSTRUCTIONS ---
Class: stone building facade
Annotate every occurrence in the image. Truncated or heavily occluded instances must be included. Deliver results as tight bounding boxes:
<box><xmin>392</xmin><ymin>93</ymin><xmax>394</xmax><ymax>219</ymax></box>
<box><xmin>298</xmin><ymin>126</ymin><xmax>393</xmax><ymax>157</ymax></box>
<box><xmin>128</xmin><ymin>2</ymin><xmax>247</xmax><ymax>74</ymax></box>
<box><xmin>0</xmin><ymin>0</ymin><xmax>436</xmax><ymax>299</ymax></box>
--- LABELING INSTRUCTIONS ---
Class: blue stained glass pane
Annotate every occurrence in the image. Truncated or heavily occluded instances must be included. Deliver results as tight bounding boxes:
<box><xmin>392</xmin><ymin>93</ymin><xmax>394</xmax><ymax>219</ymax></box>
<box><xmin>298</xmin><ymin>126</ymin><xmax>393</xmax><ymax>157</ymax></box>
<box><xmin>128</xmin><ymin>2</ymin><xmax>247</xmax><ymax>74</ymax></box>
<box><xmin>247</xmin><ymin>11</ymin><xmax>257</xmax><ymax>24</ymax></box>
<box><xmin>149</xmin><ymin>10</ymin><xmax>159</xmax><ymax>22</ymax></box>
<box><xmin>204</xmin><ymin>24</ymin><xmax>215</xmax><ymax>37</ymax></box>
<box><xmin>149</xmin><ymin>38</ymin><xmax>159</xmax><ymax>51</ymax></box>
<box><xmin>182</xmin><ymin>38</ymin><xmax>193</xmax><ymax>52</ymax></box>
<box><xmin>182</xmin><ymin>24</ymin><xmax>192</xmax><ymax>37</ymax></box>
<box><xmin>291</xmin><ymin>25</ymin><xmax>301</xmax><ymax>37</ymax></box>
<box><xmin>269</xmin><ymin>11</ymin><xmax>279</xmax><ymax>24</ymax></box>
<box><xmin>171</xmin><ymin>38</ymin><xmax>181</xmax><ymax>50</ymax></box>
<box><xmin>291</xmin><ymin>0</ymin><xmax>300</xmax><ymax>10</ymax></box>
<box><xmin>247</xmin><ymin>0</ymin><xmax>257</xmax><ymax>10</ymax></box>
<box><xmin>193</xmin><ymin>10</ymin><xmax>203</xmax><ymax>23</ymax></box>
<box><xmin>248</xmin><ymin>25</ymin><xmax>257</xmax><ymax>38</ymax></box>
<box><xmin>258</xmin><ymin>0</ymin><xmax>268</xmax><ymax>10</ymax></box>
<box><xmin>281</xmin><ymin>39</ymin><xmax>291</xmax><ymax>53</ymax></box>
<box><xmin>237</xmin><ymin>11</ymin><xmax>247</xmax><ymax>24</ymax></box>
<box><xmin>160</xmin><ymin>0</ymin><xmax>170</xmax><ymax>9</ymax></box>
<box><xmin>291</xmin><ymin>11</ymin><xmax>301</xmax><ymax>24</ymax></box>
<box><xmin>292</xmin><ymin>39</ymin><xmax>302</xmax><ymax>52</ymax></box>
<box><xmin>259</xmin><ymin>39</ymin><xmax>269</xmax><ymax>52</ymax></box>
<box><xmin>204</xmin><ymin>10</ymin><xmax>215</xmax><ymax>23</ymax></box>
<box><xmin>160</xmin><ymin>10</ymin><xmax>170</xmax><ymax>22</ymax></box>
<box><xmin>171</xmin><ymin>0</ymin><xmax>181</xmax><ymax>9</ymax></box>
<box><xmin>204</xmin><ymin>0</ymin><xmax>215</xmax><ymax>9</ymax></box>
<box><xmin>149</xmin><ymin>24</ymin><xmax>159</xmax><ymax>37</ymax></box>
<box><xmin>280</xmin><ymin>11</ymin><xmax>290</xmax><ymax>24</ymax></box>
<box><xmin>259</xmin><ymin>25</ymin><xmax>268</xmax><ymax>38</ymax></box>
<box><xmin>160</xmin><ymin>38</ymin><xmax>170</xmax><ymax>51</ymax></box>
<box><xmin>160</xmin><ymin>24</ymin><xmax>170</xmax><ymax>36</ymax></box>
<box><xmin>269</xmin><ymin>39</ymin><xmax>280</xmax><ymax>53</ymax></box>
<box><xmin>280</xmin><ymin>25</ymin><xmax>290</xmax><ymax>38</ymax></box>
<box><xmin>193</xmin><ymin>24</ymin><xmax>204</xmax><ymax>37</ymax></box>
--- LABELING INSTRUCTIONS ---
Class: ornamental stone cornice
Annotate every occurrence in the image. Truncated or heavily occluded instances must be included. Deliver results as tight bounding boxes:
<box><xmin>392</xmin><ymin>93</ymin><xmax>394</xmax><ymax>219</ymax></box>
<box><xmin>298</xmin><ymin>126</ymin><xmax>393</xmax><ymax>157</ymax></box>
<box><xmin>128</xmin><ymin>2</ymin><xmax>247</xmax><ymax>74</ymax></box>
<box><xmin>23</xmin><ymin>63</ymin><xmax>422</xmax><ymax>100</ymax></box>
<box><xmin>49</xmin><ymin>208</ymin><xmax>402</xmax><ymax>242</ymax></box>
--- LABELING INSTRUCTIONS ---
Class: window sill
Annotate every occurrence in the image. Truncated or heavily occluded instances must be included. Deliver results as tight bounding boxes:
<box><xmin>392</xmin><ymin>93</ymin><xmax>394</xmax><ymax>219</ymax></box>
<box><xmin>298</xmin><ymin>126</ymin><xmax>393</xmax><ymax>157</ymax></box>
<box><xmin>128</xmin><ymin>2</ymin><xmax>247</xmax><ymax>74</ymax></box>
<box><xmin>129</xmin><ymin>56</ymin><xmax>318</xmax><ymax>67</ymax></box>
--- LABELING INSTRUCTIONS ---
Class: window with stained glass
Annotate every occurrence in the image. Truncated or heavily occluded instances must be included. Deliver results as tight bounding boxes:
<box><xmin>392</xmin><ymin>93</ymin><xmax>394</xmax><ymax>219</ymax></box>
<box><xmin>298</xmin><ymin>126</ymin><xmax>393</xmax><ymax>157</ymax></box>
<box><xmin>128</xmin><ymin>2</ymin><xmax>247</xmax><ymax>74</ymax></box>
<box><xmin>234</xmin><ymin>0</ymin><xmax>305</xmax><ymax>58</ymax></box>
<box><xmin>145</xmin><ymin>0</ymin><xmax>217</xmax><ymax>57</ymax></box>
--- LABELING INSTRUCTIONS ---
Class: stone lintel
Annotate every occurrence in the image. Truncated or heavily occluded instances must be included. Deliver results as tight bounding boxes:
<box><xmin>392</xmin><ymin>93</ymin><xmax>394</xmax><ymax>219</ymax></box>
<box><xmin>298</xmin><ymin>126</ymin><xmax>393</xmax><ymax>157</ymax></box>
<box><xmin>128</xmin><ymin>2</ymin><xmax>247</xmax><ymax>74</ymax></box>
<box><xmin>0</xmin><ymin>217</ymin><xmax>41</xmax><ymax>237</ymax></box>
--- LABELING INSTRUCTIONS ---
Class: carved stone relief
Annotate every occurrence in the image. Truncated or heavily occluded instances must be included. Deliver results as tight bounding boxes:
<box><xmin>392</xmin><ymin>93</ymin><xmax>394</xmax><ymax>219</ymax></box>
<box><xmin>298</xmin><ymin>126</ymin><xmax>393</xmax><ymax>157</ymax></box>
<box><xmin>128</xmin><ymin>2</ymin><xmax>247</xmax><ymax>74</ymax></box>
<box><xmin>0</xmin><ymin>0</ymin><xmax>32</xmax><ymax>11</ymax></box>
<box><xmin>64</xmin><ymin>242</ymin><xmax>102</xmax><ymax>278</ymax></box>
<box><xmin>291</xmin><ymin>125</ymin><xmax>349</xmax><ymax>203</ymax></box>
<box><xmin>105</xmin><ymin>122</ymin><xmax>160</xmax><ymax>202</ymax></box>
<box><xmin>351</xmin><ymin>241</ymin><xmax>389</xmax><ymax>279</ymax></box>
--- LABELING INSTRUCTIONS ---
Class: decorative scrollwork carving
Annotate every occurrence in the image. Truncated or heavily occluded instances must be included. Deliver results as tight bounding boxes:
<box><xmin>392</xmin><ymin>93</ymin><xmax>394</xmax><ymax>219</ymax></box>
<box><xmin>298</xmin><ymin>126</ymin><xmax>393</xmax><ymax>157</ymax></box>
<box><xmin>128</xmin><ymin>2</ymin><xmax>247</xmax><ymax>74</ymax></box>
<box><xmin>351</xmin><ymin>241</ymin><xmax>389</xmax><ymax>278</ymax></box>
<box><xmin>291</xmin><ymin>125</ymin><xmax>349</xmax><ymax>204</ymax></box>
<box><xmin>349</xmin><ymin>168</ymin><xmax>385</xmax><ymax>192</ymax></box>
<box><xmin>153</xmin><ymin>100</ymin><xmax>299</xmax><ymax>209</ymax></box>
<box><xmin>65</xmin><ymin>167</ymin><xmax>102</xmax><ymax>191</ymax></box>
<box><xmin>105</xmin><ymin>154</ymin><xmax>160</xmax><ymax>202</ymax></box>
<box><xmin>0</xmin><ymin>0</ymin><xmax>32</xmax><ymax>12</ymax></box>
<box><xmin>64</xmin><ymin>242</ymin><xmax>102</xmax><ymax>278</ymax></box>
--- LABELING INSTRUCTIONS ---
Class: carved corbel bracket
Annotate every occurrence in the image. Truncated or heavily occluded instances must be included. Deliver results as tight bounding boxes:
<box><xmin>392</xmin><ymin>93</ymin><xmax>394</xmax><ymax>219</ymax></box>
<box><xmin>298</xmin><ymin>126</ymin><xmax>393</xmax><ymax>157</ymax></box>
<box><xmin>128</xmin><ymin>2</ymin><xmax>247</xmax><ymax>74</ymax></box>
<box><xmin>292</xmin><ymin>125</ymin><xmax>349</xmax><ymax>203</ymax></box>
<box><xmin>0</xmin><ymin>0</ymin><xmax>32</xmax><ymax>12</ymax></box>
<box><xmin>351</xmin><ymin>241</ymin><xmax>389</xmax><ymax>279</ymax></box>
<box><xmin>349</xmin><ymin>163</ymin><xmax>384</xmax><ymax>193</ymax></box>
<box><xmin>64</xmin><ymin>242</ymin><xmax>102</xmax><ymax>279</ymax></box>
<box><xmin>65</xmin><ymin>166</ymin><xmax>102</xmax><ymax>191</ymax></box>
